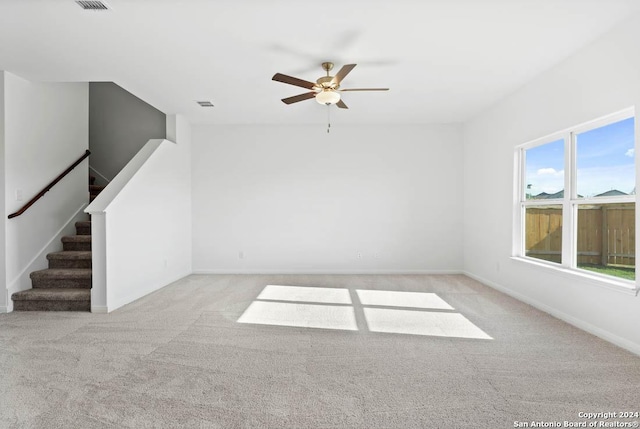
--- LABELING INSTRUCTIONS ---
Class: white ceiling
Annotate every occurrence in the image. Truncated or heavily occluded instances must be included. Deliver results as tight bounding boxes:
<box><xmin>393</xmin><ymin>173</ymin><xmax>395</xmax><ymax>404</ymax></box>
<box><xmin>0</xmin><ymin>0</ymin><xmax>639</xmax><ymax>125</ymax></box>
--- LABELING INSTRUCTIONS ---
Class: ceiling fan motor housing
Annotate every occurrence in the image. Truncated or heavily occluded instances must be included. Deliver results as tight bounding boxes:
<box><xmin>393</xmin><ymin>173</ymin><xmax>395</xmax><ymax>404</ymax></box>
<box><xmin>316</xmin><ymin>76</ymin><xmax>338</xmax><ymax>90</ymax></box>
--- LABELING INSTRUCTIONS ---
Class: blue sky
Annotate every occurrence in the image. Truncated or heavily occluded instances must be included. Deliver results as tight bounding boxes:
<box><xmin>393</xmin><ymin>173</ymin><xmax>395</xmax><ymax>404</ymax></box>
<box><xmin>526</xmin><ymin>117</ymin><xmax>635</xmax><ymax>198</ymax></box>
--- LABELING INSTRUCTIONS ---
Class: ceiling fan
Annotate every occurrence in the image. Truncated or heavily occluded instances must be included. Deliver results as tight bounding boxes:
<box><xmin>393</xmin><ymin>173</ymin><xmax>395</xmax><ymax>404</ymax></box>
<box><xmin>272</xmin><ymin>62</ymin><xmax>389</xmax><ymax>109</ymax></box>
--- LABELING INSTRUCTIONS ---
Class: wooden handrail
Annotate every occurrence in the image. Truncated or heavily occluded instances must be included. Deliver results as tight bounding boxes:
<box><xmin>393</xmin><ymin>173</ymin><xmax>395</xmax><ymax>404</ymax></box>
<box><xmin>8</xmin><ymin>150</ymin><xmax>91</xmax><ymax>219</ymax></box>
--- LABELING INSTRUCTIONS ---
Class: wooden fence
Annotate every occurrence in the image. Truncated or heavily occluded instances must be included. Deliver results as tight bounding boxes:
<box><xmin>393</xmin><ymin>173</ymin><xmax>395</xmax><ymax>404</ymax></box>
<box><xmin>526</xmin><ymin>204</ymin><xmax>635</xmax><ymax>267</ymax></box>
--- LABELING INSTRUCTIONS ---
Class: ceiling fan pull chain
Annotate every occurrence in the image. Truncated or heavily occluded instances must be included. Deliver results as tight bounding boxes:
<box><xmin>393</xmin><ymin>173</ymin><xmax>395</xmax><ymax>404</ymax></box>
<box><xmin>327</xmin><ymin>104</ymin><xmax>331</xmax><ymax>133</ymax></box>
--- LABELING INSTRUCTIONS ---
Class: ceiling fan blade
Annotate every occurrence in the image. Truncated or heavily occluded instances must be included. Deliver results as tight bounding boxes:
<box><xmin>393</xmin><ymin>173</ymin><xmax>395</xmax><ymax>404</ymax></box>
<box><xmin>339</xmin><ymin>88</ymin><xmax>389</xmax><ymax>92</ymax></box>
<box><xmin>336</xmin><ymin>99</ymin><xmax>348</xmax><ymax>109</ymax></box>
<box><xmin>331</xmin><ymin>64</ymin><xmax>356</xmax><ymax>85</ymax></box>
<box><xmin>272</xmin><ymin>73</ymin><xmax>317</xmax><ymax>90</ymax></box>
<box><xmin>281</xmin><ymin>92</ymin><xmax>317</xmax><ymax>105</ymax></box>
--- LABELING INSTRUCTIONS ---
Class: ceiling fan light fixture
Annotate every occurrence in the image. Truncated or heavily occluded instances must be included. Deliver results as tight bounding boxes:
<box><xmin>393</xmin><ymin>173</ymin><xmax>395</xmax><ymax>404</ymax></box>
<box><xmin>315</xmin><ymin>89</ymin><xmax>341</xmax><ymax>105</ymax></box>
<box><xmin>273</xmin><ymin>63</ymin><xmax>387</xmax><ymax>110</ymax></box>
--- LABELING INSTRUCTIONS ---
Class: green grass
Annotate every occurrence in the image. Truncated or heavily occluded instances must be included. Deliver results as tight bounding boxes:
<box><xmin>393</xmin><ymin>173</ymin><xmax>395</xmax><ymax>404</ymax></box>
<box><xmin>578</xmin><ymin>264</ymin><xmax>635</xmax><ymax>281</ymax></box>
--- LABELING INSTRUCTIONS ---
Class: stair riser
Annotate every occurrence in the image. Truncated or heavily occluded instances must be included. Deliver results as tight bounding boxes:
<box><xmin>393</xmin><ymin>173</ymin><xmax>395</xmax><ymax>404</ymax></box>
<box><xmin>63</xmin><ymin>242</ymin><xmax>92</xmax><ymax>251</ymax></box>
<box><xmin>31</xmin><ymin>278</ymin><xmax>91</xmax><ymax>289</ymax></box>
<box><xmin>14</xmin><ymin>300</ymin><xmax>90</xmax><ymax>311</ymax></box>
<box><xmin>48</xmin><ymin>259</ymin><xmax>92</xmax><ymax>269</ymax></box>
<box><xmin>75</xmin><ymin>226</ymin><xmax>91</xmax><ymax>235</ymax></box>
<box><xmin>75</xmin><ymin>221</ymin><xmax>92</xmax><ymax>235</ymax></box>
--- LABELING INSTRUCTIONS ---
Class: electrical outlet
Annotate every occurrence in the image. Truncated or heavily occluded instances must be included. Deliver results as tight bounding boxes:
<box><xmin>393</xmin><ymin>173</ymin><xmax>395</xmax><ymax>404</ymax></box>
<box><xmin>357</xmin><ymin>252</ymin><xmax>362</xmax><ymax>259</ymax></box>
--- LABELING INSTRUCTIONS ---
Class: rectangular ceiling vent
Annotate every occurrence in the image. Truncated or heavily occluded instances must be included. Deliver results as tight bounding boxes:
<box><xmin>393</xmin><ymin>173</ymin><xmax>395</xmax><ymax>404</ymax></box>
<box><xmin>197</xmin><ymin>101</ymin><xmax>214</xmax><ymax>107</ymax></box>
<box><xmin>75</xmin><ymin>1</ymin><xmax>111</xmax><ymax>10</ymax></box>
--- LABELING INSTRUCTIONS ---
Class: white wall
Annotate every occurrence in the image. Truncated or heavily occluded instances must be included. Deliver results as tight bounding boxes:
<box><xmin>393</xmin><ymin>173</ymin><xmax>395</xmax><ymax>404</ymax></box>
<box><xmin>0</xmin><ymin>73</ymin><xmax>5</xmax><ymax>311</ymax></box>
<box><xmin>87</xmin><ymin>115</ymin><xmax>191</xmax><ymax>312</ymax></box>
<box><xmin>192</xmin><ymin>124</ymin><xmax>463</xmax><ymax>273</ymax></box>
<box><xmin>3</xmin><ymin>73</ymin><xmax>88</xmax><ymax>311</ymax></box>
<box><xmin>463</xmin><ymin>14</ymin><xmax>640</xmax><ymax>352</ymax></box>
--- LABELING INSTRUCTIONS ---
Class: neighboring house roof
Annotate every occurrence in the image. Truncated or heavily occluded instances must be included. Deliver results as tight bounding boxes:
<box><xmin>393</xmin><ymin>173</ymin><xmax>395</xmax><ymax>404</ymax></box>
<box><xmin>533</xmin><ymin>190</ymin><xmax>563</xmax><ymax>199</ymax></box>
<box><xmin>533</xmin><ymin>189</ymin><xmax>628</xmax><ymax>199</ymax></box>
<box><xmin>532</xmin><ymin>190</ymin><xmax>591</xmax><ymax>199</ymax></box>
<box><xmin>594</xmin><ymin>189</ymin><xmax>628</xmax><ymax>197</ymax></box>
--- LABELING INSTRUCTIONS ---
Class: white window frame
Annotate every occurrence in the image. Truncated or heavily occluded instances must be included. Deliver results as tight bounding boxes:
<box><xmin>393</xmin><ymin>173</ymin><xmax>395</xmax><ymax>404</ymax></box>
<box><xmin>513</xmin><ymin>108</ymin><xmax>636</xmax><ymax>291</ymax></box>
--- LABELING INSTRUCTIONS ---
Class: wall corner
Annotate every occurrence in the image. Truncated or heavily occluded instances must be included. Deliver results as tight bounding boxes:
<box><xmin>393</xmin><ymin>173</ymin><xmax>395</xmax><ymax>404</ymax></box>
<box><xmin>166</xmin><ymin>115</ymin><xmax>177</xmax><ymax>143</ymax></box>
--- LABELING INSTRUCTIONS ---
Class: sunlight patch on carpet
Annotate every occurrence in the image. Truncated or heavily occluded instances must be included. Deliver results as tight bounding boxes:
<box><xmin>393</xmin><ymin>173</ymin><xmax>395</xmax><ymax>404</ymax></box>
<box><xmin>356</xmin><ymin>290</ymin><xmax>454</xmax><ymax>310</ymax></box>
<box><xmin>238</xmin><ymin>301</ymin><xmax>358</xmax><ymax>331</ymax></box>
<box><xmin>238</xmin><ymin>285</ymin><xmax>492</xmax><ymax>339</ymax></box>
<box><xmin>257</xmin><ymin>285</ymin><xmax>352</xmax><ymax>304</ymax></box>
<box><xmin>364</xmin><ymin>308</ymin><xmax>492</xmax><ymax>339</ymax></box>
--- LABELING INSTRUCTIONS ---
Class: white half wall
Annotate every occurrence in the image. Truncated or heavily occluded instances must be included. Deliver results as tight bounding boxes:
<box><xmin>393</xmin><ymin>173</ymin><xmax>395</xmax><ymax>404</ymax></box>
<box><xmin>87</xmin><ymin>115</ymin><xmax>191</xmax><ymax>312</ymax></box>
<box><xmin>3</xmin><ymin>73</ymin><xmax>88</xmax><ymax>311</ymax></box>
<box><xmin>192</xmin><ymin>124</ymin><xmax>463</xmax><ymax>273</ymax></box>
<box><xmin>462</xmin><ymin>14</ymin><xmax>640</xmax><ymax>353</ymax></box>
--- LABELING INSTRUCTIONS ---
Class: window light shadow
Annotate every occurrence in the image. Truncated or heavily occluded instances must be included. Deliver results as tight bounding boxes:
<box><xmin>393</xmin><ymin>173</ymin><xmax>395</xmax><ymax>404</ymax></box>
<box><xmin>363</xmin><ymin>308</ymin><xmax>492</xmax><ymax>339</ymax></box>
<box><xmin>257</xmin><ymin>285</ymin><xmax>352</xmax><ymax>304</ymax></box>
<box><xmin>237</xmin><ymin>301</ymin><xmax>358</xmax><ymax>331</ymax></box>
<box><xmin>356</xmin><ymin>289</ymin><xmax>453</xmax><ymax>310</ymax></box>
<box><xmin>237</xmin><ymin>285</ymin><xmax>492</xmax><ymax>340</ymax></box>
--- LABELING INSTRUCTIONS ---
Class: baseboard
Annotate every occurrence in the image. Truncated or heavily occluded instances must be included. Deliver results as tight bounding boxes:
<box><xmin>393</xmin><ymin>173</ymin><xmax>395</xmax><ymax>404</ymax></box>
<box><xmin>7</xmin><ymin>203</ymin><xmax>88</xmax><ymax>302</ymax></box>
<box><xmin>91</xmin><ymin>306</ymin><xmax>109</xmax><ymax>314</ymax></box>
<box><xmin>192</xmin><ymin>269</ymin><xmax>463</xmax><ymax>275</ymax></box>
<box><xmin>0</xmin><ymin>306</ymin><xmax>8</xmax><ymax>314</ymax></box>
<box><xmin>463</xmin><ymin>271</ymin><xmax>640</xmax><ymax>357</ymax></box>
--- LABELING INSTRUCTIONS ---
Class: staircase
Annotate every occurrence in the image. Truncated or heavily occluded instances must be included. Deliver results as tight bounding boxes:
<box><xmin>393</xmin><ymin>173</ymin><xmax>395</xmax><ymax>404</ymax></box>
<box><xmin>11</xmin><ymin>176</ymin><xmax>105</xmax><ymax>311</ymax></box>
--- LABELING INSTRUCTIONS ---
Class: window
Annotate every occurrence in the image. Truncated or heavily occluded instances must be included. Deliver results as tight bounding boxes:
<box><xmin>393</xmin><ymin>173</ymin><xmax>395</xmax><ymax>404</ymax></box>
<box><xmin>516</xmin><ymin>110</ymin><xmax>636</xmax><ymax>282</ymax></box>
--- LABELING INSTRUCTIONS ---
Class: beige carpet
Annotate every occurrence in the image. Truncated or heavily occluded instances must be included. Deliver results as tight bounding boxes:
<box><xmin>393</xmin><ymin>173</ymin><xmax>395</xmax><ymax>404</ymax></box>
<box><xmin>1</xmin><ymin>274</ymin><xmax>639</xmax><ymax>428</ymax></box>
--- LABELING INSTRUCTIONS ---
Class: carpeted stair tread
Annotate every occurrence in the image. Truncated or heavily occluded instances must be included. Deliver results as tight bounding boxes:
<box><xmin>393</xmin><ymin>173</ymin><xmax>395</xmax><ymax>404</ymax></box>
<box><xmin>30</xmin><ymin>268</ymin><xmax>92</xmax><ymax>289</ymax></box>
<box><xmin>89</xmin><ymin>185</ymin><xmax>105</xmax><ymax>194</ymax></box>
<box><xmin>12</xmin><ymin>288</ymin><xmax>90</xmax><ymax>302</ymax></box>
<box><xmin>75</xmin><ymin>221</ymin><xmax>92</xmax><ymax>236</ymax></box>
<box><xmin>62</xmin><ymin>235</ymin><xmax>91</xmax><ymax>243</ymax></box>
<box><xmin>31</xmin><ymin>268</ymin><xmax>92</xmax><ymax>280</ymax></box>
<box><xmin>12</xmin><ymin>288</ymin><xmax>91</xmax><ymax>310</ymax></box>
<box><xmin>47</xmin><ymin>251</ymin><xmax>92</xmax><ymax>260</ymax></box>
<box><xmin>47</xmin><ymin>251</ymin><xmax>92</xmax><ymax>268</ymax></box>
<box><xmin>61</xmin><ymin>235</ymin><xmax>91</xmax><ymax>251</ymax></box>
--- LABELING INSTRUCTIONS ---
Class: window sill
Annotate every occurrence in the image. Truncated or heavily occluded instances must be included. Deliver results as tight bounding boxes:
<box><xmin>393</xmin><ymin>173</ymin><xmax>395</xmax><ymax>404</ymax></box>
<box><xmin>510</xmin><ymin>256</ymin><xmax>638</xmax><ymax>296</ymax></box>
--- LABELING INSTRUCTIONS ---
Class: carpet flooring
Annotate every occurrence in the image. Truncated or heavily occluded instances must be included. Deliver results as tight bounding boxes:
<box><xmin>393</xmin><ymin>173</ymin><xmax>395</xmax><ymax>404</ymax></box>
<box><xmin>1</xmin><ymin>274</ymin><xmax>640</xmax><ymax>428</ymax></box>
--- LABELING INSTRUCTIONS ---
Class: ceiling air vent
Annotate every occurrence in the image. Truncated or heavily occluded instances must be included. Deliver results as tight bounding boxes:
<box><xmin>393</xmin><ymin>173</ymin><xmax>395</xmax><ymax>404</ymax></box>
<box><xmin>197</xmin><ymin>101</ymin><xmax>214</xmax><ymax>107</ymax></box>
<box><xmin>75</xmin><ymin>1</ymin><xmax>111</xmax><ymax>10</ymax></box>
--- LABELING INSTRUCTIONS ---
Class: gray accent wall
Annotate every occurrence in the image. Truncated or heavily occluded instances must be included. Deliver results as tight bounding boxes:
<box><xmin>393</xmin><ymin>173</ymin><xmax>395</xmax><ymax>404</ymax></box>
<box><xmin>89</xmin><ymin>82</ymin><xmax>166</xmax><ymax>185</ymax></box>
